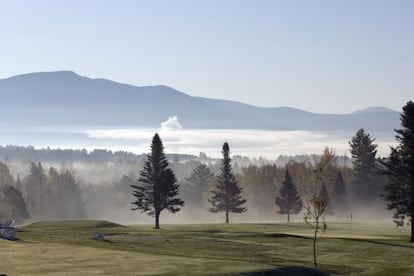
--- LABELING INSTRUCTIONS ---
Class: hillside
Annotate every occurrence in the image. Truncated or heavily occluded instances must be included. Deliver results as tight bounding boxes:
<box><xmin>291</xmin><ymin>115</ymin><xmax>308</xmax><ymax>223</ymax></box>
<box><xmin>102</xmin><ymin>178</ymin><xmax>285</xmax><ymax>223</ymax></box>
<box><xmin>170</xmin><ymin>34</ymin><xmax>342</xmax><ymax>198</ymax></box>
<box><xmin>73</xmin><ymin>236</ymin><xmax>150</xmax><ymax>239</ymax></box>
<box><xmin>0</xmin><ymin>71</ymin><xmax>400</xmax><ymax>131</ymax></box>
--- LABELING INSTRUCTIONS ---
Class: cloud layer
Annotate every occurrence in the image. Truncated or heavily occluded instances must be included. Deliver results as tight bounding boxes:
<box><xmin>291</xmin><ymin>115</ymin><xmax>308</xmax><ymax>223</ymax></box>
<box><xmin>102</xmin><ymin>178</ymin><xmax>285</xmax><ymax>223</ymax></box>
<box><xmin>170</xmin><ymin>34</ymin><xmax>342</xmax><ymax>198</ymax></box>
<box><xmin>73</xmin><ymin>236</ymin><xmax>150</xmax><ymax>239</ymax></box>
<box><xmin>86</xmin><ymin>128</ymin><xmax>395</xmax><ymax>158</ymax></box>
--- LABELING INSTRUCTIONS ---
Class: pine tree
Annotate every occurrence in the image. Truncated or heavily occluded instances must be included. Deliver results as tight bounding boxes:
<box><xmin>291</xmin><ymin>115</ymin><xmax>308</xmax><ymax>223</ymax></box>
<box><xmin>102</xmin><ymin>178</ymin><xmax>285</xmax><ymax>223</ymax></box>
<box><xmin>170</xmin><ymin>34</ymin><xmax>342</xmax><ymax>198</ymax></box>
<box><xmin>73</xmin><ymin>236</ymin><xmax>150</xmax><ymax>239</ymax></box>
<box><xmin>208</xmin><ymin>142</ymin><xmax>247</xmax><ymax>223</ymax></box>
<box><xmin>15</xmin><ymin>174</ymin><xmax>22</xmax><ymax>191</ymax></box>
<box><xmin>382</xmin><ymin>101</ymin><xmax>414</xmax><ymax>242</ymax></box>
<box><xmin>334</xmin><ymin>172</ymin><xmax>347</xmax><ymax>210</ymax></box>
<box><xmin>0</xmin><ymin>162</ymin><xmax>30</xmax><ymax>223</ymax></box>
<box><xmin>0</xmin><ymin>185</ymin><xmax>30</xmax><ymax>223</ymax></box>
<box><xmin>187</xmin><ymin>164</ymin><xmax>214</xmax><ymax>189</ymax></box>
<box><xmin>275</xmin><ymin>169</ymin><xmax>303</xmax><ymax>222</ymax></box>
<box><xmin>0</xmin><ymin>161</ymin><xmax>15</xmax><ymax>187</ymax></box>
<box><xmin>57</xmin><ymin>170</ymin><xmax>86</xmax><ymax>219</ymax></box>
<box><xmin>21</xmin><ymin>162</ymin><xmax>47</xmax><ymax>219</ymax></box>
<box><xmin>131</xmin><ymin>133</ymin><xmax>184</xmax><ymax>229</ymax></box>
<box><xmin>349</xmin><ymin>129</ymin><xmax>378</xmax><ymax>199</ymax></box>
<box><xmin>185</xmin><ymin>163</ymin><xmax>214</xmax><ymax>205</ymax></box>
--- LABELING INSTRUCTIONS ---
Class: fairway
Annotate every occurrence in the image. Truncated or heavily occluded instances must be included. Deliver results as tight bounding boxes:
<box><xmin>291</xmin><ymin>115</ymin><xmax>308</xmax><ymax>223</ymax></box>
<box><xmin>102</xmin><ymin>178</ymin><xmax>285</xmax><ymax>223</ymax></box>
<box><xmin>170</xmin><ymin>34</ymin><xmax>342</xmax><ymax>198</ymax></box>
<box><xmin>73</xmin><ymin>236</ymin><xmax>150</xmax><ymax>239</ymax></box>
<box><xmin>1</xmin><ymin>221</ymin><xmax>413</xmax><ymax>275</ymax></box>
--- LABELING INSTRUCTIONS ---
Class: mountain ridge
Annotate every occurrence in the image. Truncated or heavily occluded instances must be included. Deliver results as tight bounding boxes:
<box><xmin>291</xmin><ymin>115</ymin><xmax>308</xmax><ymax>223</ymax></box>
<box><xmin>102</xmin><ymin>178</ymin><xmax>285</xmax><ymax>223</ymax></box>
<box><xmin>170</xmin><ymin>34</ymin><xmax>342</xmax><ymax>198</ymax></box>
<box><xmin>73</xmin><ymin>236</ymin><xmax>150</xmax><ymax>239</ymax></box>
<box><xmin>0</xmin><ymin>71</ymin><xmax>400</xmax><ymax>132</ymax></box>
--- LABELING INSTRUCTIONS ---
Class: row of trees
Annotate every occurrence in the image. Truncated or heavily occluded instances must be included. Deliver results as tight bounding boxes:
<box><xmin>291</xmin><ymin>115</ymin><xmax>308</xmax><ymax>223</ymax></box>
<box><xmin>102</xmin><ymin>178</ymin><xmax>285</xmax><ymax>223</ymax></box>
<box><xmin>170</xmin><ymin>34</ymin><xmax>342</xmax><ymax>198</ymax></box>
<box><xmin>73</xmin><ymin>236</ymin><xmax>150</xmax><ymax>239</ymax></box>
<box><xmin>130</xmin><ymin>134</ymin><xmax>248</xmax><ymax>228</ymax></box>
<box><xmin>1</xmin><ymin>102</ymin><xmax>412</xmax><ymax>243</ymax></box>
<box><xmin>130</xmin><ymin>101</ymin><xmax>414</xmax><ymax>244</ymax></box>
<box><xmin>129</xmin><ymin>129</ymin><xmax>376</xmax><ymax>227</ymax></box>
<box><xmin>0</xmin><ymin>162</ymin><xmax>85</xmax><ymax>222</ymax></box>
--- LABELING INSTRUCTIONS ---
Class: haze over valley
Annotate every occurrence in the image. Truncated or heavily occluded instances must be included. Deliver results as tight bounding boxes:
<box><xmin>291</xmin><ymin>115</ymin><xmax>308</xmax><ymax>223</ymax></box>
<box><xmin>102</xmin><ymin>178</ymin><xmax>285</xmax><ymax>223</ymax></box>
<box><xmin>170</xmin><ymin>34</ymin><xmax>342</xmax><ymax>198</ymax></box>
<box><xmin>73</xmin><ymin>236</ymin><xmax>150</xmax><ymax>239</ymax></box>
<box><xmin>1</xmin><ymin>2</ymin><xmax>413</xmax><ymax>274</ymax></box>
<box><xmin>0</xmin><ymin>71</ymin><xmax>399</xmax><ymax>158</ymax></box>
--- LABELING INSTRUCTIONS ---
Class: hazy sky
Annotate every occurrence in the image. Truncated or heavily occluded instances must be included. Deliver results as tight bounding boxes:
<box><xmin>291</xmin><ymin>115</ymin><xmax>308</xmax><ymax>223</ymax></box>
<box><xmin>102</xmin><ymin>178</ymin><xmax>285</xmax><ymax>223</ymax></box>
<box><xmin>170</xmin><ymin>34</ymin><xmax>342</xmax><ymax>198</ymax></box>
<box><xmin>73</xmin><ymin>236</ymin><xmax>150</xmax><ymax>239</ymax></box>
<box><xmin>1</xmin><ymin>0</ymin><xmax>413</xmax><ymax>113</ymax></box>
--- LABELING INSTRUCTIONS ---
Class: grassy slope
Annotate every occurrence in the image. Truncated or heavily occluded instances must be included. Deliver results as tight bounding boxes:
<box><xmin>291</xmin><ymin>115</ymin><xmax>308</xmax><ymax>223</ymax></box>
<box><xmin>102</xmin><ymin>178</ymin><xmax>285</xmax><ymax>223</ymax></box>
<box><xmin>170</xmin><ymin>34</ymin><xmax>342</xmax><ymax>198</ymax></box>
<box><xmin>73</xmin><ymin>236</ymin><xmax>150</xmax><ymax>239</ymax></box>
<box><xmin>0</xmin><ymin>221</ymin><xmax>413</xmax><ymax>275</ymax></box>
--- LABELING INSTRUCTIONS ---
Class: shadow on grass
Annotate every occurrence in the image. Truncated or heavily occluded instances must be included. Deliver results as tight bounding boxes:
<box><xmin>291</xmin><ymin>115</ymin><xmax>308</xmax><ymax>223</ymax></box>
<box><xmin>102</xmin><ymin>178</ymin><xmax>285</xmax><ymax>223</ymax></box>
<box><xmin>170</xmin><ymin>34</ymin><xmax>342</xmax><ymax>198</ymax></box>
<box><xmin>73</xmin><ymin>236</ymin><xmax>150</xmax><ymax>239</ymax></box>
<box><xmin>263</xmin><ymin>233</ymin><xmax>311</xmax><ymax>240</ymax></box>
<box><xmin>199</xmin><ymin>229</ymin><xmax>225</xmax><ymax>234</ymax></box>
<box><xmin>235</xmin><ymin>266</ymin><xmax>329</xmax><ymax>275</ymax></box>
<box><xmin>94</xmin><ymin>221</ymin><xmax>127</xmax><ymax>228</ymax></box>
<box><xmin>339</xmin><ymin>237</ymin><xmax>414</xmax><ymax>249</ymax></box>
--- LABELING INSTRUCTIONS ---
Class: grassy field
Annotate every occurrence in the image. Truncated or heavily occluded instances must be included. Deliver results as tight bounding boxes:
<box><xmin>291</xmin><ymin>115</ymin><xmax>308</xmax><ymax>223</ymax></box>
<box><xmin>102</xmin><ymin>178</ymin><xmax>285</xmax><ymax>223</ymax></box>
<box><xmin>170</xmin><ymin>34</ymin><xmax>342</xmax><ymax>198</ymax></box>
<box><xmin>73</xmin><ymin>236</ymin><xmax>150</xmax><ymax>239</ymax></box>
<box><xmin>0</xmin><ymin>220</ymin><xmax>413</xmax><ymax>275</ymax></box>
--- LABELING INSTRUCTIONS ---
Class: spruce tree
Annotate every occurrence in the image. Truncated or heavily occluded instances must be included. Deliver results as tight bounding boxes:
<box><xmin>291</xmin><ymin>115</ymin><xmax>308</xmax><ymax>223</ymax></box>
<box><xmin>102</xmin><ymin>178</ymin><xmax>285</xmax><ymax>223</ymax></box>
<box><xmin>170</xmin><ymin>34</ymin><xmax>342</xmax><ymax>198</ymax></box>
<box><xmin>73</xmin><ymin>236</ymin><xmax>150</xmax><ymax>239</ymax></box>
<box><xmin>131</xmin><ymin>133</ymin><xmax>183</xmax><ymax>229</ymax></box>
<box><xmin>334</xmin><ymin>172</ymin><xmax>347</xmax><ymax>210</ymax></box>
<box><xmin>0</xmin><ymin>185</ymin><xmax>30</xmax><ymax>223</ymax></box>
<box><xmin>21</xmin><ymin>162</ymin><xmax>47</xmax><ymax>219</ymax></box>
<box><xmin>57</xmin><ymin>170</ymin><xmax>86</xmax><ymax>219</ymax></box>
<box><xmin>275</xmin><ymin>169</ymin><xmax>303</xmax><ymax>222</ymax></box>
<box><xmin>349</xmin><ymin>129</ymin><xmax>378</xmax><ymax>199</ymax></box>
<box><xmin>185</xmin><ymin>163</ymin><xmax>214</xmax><ymax>204</ymax></box>
<box><xmin>208</xmin><ymin>142</ymin><xmax>246</xmax><ymax>223</ymax></box>
<box><xmin>382</xmin><ymin>101</ymin><xmax>414</xmax><ymax>242</ymax></box>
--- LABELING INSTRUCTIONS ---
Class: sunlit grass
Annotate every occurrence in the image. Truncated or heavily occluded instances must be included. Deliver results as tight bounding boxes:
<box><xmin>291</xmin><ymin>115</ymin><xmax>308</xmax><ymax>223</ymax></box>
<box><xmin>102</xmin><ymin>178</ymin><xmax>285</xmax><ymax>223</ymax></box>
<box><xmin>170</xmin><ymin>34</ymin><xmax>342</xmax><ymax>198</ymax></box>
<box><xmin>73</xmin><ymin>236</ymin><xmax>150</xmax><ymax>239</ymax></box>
<box><xmin>0</xmin><ymin>220</ymin><xmax>412</xmax><ymax>275</ymax></box>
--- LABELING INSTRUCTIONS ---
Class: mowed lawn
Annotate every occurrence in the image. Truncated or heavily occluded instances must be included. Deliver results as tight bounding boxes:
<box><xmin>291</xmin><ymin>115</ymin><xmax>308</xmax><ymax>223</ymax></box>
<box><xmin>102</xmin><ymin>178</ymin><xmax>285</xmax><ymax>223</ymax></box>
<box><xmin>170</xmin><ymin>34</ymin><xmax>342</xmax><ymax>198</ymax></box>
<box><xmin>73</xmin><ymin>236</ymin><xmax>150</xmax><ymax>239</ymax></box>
<box><xmin>1</xmin><ymin>220</ymin><xmax>413</xmax><ymax>275</ymax></box>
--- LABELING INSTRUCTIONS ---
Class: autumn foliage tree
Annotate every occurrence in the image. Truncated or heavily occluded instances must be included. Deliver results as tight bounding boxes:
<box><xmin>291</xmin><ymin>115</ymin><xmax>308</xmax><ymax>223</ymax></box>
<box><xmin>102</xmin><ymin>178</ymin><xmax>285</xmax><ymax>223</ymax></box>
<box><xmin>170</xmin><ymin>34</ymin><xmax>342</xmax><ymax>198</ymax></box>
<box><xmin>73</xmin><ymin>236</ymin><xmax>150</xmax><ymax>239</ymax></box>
<box><xmin>304</xmin><ymin>167</ymin><xmax>329</xmax><ymax>267</ymax></box>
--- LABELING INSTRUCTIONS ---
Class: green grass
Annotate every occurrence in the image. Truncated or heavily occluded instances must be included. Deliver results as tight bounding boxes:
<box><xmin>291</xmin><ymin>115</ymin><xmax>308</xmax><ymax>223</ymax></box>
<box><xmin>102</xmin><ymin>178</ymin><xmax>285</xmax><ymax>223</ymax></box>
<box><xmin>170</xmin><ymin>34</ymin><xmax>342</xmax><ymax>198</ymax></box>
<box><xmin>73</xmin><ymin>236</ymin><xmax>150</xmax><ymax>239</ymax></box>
<box><xmin>0</xmin><ymin>220</ymin><xmax>413</xmax><ymax>275</ymax></box>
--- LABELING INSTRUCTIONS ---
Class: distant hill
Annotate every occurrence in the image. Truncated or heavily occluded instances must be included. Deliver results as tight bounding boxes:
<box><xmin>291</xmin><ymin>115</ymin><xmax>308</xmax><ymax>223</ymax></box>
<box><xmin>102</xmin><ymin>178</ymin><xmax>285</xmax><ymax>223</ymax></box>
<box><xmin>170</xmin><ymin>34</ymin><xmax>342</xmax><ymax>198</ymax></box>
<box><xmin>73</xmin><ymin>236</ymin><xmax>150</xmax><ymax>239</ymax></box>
<box><xmin>0</xmin><ymin>71</ymin><xmax>400</xmax><ymax>132</ymax></box>
<box><xmin>353</xmin><ymin>106</ymin><xmax>397</xmax><ymax>114</ymax></box>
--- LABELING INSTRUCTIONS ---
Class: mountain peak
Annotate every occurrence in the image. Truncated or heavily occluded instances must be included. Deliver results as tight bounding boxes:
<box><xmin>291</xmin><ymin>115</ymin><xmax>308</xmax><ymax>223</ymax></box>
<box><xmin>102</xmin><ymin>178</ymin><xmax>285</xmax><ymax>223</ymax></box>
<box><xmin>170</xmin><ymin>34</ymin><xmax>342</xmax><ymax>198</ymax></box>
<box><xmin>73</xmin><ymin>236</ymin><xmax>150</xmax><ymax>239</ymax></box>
<box><xmin>353</xmin><ymin>106</ymin><xmax>397</xmax><ymax>114</ymax></box>
<box><xmin>2</xmin><ymin>70</ymin><xmax>83</xmax><ymax>82</ymax></box>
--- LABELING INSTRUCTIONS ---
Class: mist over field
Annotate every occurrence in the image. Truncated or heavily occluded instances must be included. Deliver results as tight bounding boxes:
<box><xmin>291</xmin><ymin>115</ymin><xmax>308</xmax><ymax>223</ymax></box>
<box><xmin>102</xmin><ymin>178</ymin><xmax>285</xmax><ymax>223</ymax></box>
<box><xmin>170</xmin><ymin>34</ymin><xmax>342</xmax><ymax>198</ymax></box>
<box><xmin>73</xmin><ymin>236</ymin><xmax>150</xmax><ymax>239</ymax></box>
<box><xmin>0</xmin><ymin>126</ymin><xmax>396</xmax><ymax>159</ymax></box>
<box><xmin>0</xmin><ymin>71</ymin><xmax>403</xmax><ymax>228</ymax></box>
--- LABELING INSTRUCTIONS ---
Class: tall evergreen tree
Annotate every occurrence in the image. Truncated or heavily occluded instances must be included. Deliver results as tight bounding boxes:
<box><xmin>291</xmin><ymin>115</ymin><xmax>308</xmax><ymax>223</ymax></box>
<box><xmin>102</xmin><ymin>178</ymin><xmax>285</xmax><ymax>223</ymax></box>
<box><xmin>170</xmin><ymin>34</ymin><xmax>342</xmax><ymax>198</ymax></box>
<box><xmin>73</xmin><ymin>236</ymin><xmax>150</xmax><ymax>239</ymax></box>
<box><xmin>275</xmin><ymin>169</ymin><xmax>303</xmax><ymax>222</ymax></box>
<box><xmin>349</xmin><ymin>129</ymin><xmax>378</xmax><ymax>199</ymax></box>
<box><xmin>185</xmin><ymin>163</ymin><xmax>214</xmax><ymax>204</ymax></box>
<box><xmin>208</xmin><ymin>142</ymin><xmax>246</xmax><ymax>223</ymax></box>
<box><xmin>56</xmin><ymin>169</ymin><xmax>86</xmax><ymax>219</ymax></box>
<box><xmin>0</xmin><ymin>161</ymin><xmax>14</xmax><ymax>187</ymax></box>
<box><xmin>131</xmin><ymin>133</ymin><xmax>183</xmax><ymax>229</ymax></box>
<box><xmin>382</xmin><ymin>101</ymin><xmax>414</xmax><ymax>242</ymax></box>
<box><xmin>0</xmin><ymin>162</ymin><xmax>30</xmax><ymax>223</ymax></box>
<box><xmin>21</xmin><ymin>162</ymin><xmax>47</xmax><ymax>219</ymax></box>
<box><xmin>0</xmin><ymin>185</ymin><xmax>30</xmax><ymax>223</ymax></box>
<box><xmin>334</xmin><ymin>171</ymin><xmax>347</xmax><ymax>210</ymax></box>
<box><xmin>15</xmin><ymin>174</ymin><xmax>22</xmax><ymax>191</ymax></box>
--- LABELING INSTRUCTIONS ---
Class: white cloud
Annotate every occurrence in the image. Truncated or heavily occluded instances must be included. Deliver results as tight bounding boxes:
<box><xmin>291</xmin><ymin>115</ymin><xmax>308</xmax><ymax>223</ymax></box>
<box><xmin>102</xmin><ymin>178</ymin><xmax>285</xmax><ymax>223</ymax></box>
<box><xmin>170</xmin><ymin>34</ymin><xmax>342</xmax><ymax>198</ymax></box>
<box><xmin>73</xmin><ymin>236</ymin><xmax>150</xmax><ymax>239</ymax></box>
<box><xmin>160</xmin><ymin>116</ymin><xmax>182</xmax><ymax>131</ymax></box>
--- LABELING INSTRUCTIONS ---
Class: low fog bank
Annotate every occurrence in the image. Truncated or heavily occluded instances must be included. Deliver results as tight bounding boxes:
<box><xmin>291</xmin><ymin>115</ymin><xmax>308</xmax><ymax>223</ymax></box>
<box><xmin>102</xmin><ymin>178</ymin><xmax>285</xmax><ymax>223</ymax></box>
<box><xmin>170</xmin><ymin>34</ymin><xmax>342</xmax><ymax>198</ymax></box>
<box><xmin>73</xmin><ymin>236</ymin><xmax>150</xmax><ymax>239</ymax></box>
<box><xmin>83</xmin><ymin>197</ymin><xmax>395</xmax><ymax>226</ymax></box>
<box><xmin>0</xmin><ymin>127</ymin><xmax>396</xmax><ymax>159</ymax></box>
<box><xmin>0</xmin><ymin>145</ymin><xmax>399</xmax><ymax>227</ymax></box>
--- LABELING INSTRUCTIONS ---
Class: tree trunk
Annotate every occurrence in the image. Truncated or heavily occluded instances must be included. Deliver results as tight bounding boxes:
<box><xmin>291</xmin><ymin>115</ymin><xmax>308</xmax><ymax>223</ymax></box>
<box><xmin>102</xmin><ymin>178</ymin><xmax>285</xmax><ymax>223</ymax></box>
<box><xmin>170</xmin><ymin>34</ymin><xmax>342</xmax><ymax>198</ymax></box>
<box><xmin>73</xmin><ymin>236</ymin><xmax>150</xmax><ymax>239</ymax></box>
<box><xmin>225</xmin><ymin>209</ymin><xmax>229</xmax><ymax>224</ymax></box>
<box><xmin>313</xmin><ymin>218</ymin><xmax>319</xmax><ymax>267</ymax></box>
<box><xmin>287</xmin><ymin>212</ymin><xmax>290</xmax><ymax>223</ymax></box>
<box><xmin>154</xmin><ymin>212</ymin><xmax>160</xmax><ymax>229</ymax></box>
<box><xmin>411</xmin><ymin>217</ymin><xmax>414</xmax><ymax>243</ymax></box>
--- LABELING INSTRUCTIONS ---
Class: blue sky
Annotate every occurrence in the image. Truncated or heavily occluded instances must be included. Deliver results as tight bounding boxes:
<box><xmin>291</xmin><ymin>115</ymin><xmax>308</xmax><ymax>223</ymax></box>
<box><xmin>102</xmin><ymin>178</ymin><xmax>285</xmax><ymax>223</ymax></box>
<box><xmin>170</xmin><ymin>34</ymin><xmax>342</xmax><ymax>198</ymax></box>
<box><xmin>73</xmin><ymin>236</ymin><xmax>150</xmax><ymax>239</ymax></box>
<box><xmin>0</xmin><ymin>0</ymin><xmax>413</xmax><ymax>113</ymax></box>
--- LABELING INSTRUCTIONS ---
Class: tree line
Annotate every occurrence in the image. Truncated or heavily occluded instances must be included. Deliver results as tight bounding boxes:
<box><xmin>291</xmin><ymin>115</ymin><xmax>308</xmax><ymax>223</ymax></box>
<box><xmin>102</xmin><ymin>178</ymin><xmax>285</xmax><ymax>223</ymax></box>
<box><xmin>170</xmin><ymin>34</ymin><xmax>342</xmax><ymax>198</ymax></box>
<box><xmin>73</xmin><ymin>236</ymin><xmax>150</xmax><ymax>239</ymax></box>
<box><xmin>0</xmin><ymin>101</ymin><xmax>413</xmax><ymax>242</ymax></box>
<box><xmin>0</xmin><ymin>162</ymin><xmax>85</xmax><ymax>222</ymax></box>
<box><xmin>130</xmin><ymin>101</ymin><xmax>414</xmax><ymax>244</ymax></box>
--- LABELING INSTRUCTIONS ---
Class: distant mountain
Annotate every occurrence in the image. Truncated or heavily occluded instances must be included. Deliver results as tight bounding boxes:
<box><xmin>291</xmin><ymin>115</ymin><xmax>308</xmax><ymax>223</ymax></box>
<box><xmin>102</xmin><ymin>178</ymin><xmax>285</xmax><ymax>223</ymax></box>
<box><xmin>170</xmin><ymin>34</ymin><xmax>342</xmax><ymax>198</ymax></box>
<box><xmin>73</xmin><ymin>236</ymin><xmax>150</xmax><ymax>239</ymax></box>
<box><xmin>0</xmin><ymin>71</ymin><xmax>400</xmax><ymax>133</ymax></box>
<box><xmin>353</xmin><ymin>106</ymin><xmax>397</xmax><ymax>114</ymax></box>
